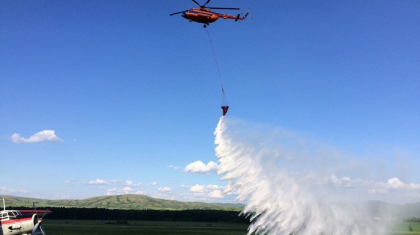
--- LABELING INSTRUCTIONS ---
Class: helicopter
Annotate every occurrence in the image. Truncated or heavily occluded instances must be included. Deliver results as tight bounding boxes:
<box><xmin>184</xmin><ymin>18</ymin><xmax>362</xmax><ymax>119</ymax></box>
<box><xmin>170</xmin><ymin>0</ymin><xmax>249</xmax><ymax>28</ymax></box>
<box><xmin>1</xmin><ymin>199</ymin><xmax>51</xmax><ymax>235</ymax></box>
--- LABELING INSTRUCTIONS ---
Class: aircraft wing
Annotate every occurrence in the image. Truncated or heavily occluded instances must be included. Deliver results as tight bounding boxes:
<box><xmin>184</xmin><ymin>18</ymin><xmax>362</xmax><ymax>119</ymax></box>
<box><xmin>19</xmin><ymin>210</ymin><xmax>52</xmax><ymax>214</ymax></box>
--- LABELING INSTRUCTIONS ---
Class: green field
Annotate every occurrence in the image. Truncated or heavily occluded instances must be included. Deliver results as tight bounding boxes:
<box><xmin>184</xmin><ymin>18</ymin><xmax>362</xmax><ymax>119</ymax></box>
<box><xmin>43</xmin><ymin>220</ymin><xmax>249</xmax><ymax>235</ymax></box>
<box><xmin>392</xmin><ymin>221</ymin><xmax>420</xmax><ymax>235</ymax></box>
<box><xmin>42</xmin><ymin>220</ymin><xmax>420</xmax><ymax>235</ymax></box>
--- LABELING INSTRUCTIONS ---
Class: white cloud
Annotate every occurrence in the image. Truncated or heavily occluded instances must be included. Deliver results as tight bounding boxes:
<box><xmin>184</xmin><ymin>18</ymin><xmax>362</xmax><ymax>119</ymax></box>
<box><xmin>124</xmin><ymin>180</ymin><xmax>141</xmax><ymax>187</ymax></box>
<box><xmin>87</xmin><ymin>179</ymin><xmax>141</xmax><ymax>187</ymax></box>
<box><xmin>327</xmin><ymin>175</ymin><xmax>363</xmax><ymax>188</ymax></box>
<box><xmin>0</xmin><ymin>187</ymin><xmax>28</xmax><ymax>194</ymax></box>
<box><xmin>104</xmin><ymin>187</ymin><xmax>146</xmax><ymax>196</ymax></box>
<box><xmin>168</xmin><ymin>165</ymin><xmax>182</xmax><ymax>170</ymax></box>
<box><xmin>382</xmin><ymin>177</ymin><xmax>420</xmax><ymax>191</ymax></box>
<box><xmin>387</xmin><ymin>177</ymin><xmax>406</xmax><ymax>189</ymax></box>
<box><xmin>324</xmin><ymin>176</ymin><xmax>420</xmax><ymax>195</ymax></box>
<box><xmin>312</xmin><ymin>175</ymin><xmax>420</xmax><ymax>197</ymax></box>
<box><xmin>88</xmin><ymin>179</ymin><xmax>109</xmax><ymax>185</ymax></box>
<box><xmin>188</xmin><ymin>184</ymin><xmax>225</xmax><ymax>199</ymax></box>
<box><xmin>11</xmin><ymin>130</ymin><xmax>63</xmax><ymax>143</ymax></box>
<box><xmin>106</xmin><ymin>188</ymin><xmax>117</xmax><ymax>195</ymax></box>
<box><xmin>123</xmin><ymin>187</ymin><xmax>133</xmax><ymax>193</ymax></box>
<box><xmin>208</xmin><ymin>190</ymin><xmax>224</xmax><ymax>198</ymax></box>
<box><xmin>184</xmin><ymin>161</ymin><xmax>219</xmax><ymax>173</ymax></box>
<box><xmin>190</xmin><ymin>184</ymin><xmax>205</xmax><ymax>193</ymax></box>
<box><xmin>151</xmin><ymin>182</ymin><xmax>157</xmax><ymax>185</ymax></box>
<box><xmin>158</xmin><ymin>187</ymin><xmax>172</xmax><ymax>192</ymax></box>
<box><xmin>87</xmin><ymin>179</ymin><xmax>144</xmax><ymax>197</ymax></box>
<box><xmin>145</xmin><ymin>184</ymin><xmax>232</xmax><ymax>202</ymax></box>
<box><xmin>206</xmin><ymin>184</ymin><xmax>221</xmax><ymax>190</ymax></box>
<box><xmin>364</xmin><ymin>177</ymin><xmax>420</xmax><ymax>195</ymax></box>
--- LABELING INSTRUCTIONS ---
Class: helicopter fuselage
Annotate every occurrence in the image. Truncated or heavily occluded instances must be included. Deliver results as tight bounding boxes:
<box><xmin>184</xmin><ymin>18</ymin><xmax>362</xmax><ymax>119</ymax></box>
<box><xmin>182</xmin><ymin>8</ymin><xmax>220</xmax><ymax>24</ymax></box>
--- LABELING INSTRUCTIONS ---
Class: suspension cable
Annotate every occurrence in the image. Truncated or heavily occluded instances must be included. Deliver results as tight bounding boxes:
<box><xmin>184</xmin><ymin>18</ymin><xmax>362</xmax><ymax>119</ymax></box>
<box><xmin>205</xmin><ymin>27</ymin><xmax>228</xmax><ymax>106</ymax></box>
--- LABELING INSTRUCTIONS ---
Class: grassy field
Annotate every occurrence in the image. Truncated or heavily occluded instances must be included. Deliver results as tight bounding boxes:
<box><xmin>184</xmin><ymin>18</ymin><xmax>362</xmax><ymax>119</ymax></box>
<box><xmin>43</xmin><ymin>220</ymin><xmax>249</xmax><ymax>235</ymax></box>
<box><xmin>392</xmin><ymin>221</ymin><xmax>420</xmax><ymax>235</ymax></box>
<box><xmin>42</xmin><ymin>220</ymin><xmax>420</xmax><ymax>235</ymax></box>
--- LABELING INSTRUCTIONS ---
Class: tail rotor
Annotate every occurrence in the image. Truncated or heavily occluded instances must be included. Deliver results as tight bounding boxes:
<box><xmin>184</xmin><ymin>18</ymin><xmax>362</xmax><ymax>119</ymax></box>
<box><xmin>242</xmin><ymin>8</ymin><xmax>251</xmax><ymax>20</ymax></box>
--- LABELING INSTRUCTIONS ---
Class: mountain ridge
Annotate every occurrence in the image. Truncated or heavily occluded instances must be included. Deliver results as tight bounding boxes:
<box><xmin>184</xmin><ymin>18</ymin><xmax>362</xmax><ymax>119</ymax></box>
<box><xmin>0</xmin><ymin>194</ymin><xmax>243</xmax><ymax>211</ymax></box>
<box><xmin>3</xmin><ymin>195</ymin><xmax>420</xmax><ymax>218</ymax></box>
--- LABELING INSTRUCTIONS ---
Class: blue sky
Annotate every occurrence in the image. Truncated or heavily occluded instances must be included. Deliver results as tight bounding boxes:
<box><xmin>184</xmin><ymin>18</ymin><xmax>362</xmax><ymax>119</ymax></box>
<box><xmin>1</xmin><ymin>0</ymin><xmax>419</xmax><ymax>203</ymax></box>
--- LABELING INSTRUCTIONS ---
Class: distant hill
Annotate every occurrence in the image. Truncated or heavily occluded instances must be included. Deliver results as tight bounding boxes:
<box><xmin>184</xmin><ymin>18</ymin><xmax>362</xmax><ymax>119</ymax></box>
<box><xmin>0</xmin><ymin>194</ymin><xmax>243</xmax><ymax>211</ymax></box>
<box><xmin>363</xmin><ymin>200</ymin><xmax>420</xmax><ymax>218</ymax></box>
<box><xmin>3</xmin><ymin>195</ymin><xmax>420</xmax><ymax>219</ymax></box>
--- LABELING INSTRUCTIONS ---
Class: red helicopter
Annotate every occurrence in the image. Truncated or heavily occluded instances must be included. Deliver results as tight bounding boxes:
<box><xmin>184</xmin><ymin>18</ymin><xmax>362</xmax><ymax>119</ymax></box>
<box><xmin>170</xmin><ymin>0</ymin><xmax>249</xmax><ymax>28</ymax></box>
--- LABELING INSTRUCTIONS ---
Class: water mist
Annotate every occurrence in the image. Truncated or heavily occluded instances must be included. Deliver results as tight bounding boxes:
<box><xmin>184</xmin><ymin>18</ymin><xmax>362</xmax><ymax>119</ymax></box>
<box><xmin>214</xmin><ymin>117</ymin><xmax>393</xmax><ymax>235</ymax></box>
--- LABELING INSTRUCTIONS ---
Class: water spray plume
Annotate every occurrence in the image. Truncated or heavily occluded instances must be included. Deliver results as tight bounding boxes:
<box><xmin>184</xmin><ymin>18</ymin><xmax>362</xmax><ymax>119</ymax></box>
<box><xmin>214</xmin><ymin>117</ymin><xmax>392</xmax><ymax>235</ymax></box>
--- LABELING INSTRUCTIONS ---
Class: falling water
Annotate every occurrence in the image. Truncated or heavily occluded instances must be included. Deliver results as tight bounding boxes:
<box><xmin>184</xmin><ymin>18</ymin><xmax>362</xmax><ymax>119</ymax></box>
<box><xmin>214</xmin><ymin>117</ymin><xmax>393</xmax><ymax>235</ymax></box>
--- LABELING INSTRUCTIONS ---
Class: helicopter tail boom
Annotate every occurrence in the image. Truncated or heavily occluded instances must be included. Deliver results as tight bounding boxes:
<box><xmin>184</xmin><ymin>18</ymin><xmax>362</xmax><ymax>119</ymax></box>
<box><xmin>235</xmin><ymin>8</ymin><xmax>250</xmax><ymax>21</ymax></box>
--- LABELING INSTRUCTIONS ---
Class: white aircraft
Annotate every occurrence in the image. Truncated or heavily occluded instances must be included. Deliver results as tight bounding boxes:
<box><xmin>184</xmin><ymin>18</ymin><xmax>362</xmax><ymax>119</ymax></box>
<box><xmin>0</xmin><ymin>199</ymin><xmax>50</xmax><ymax>235</ymax></box>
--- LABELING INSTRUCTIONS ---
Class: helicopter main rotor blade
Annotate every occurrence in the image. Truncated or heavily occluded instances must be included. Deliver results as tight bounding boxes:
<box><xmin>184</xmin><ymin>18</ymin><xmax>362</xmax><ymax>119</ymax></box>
<box><xmin>203</xmin><ymin>0</ymin><xmax>211</xmax><ymax>7</ymax></box>
<box><xmin>207</xmin><ymin>7</ymin><xmax>240</xmax><ymax>10</ymax></box>
<box><xmin>170</xmin><ymin>11</ymin><xmax>186</xmax><ymax>16</ymax></box>
<box><xmin>191</xmin><ymin>0</ymin><xmax>202</xmax><ymax>7</ymax></box>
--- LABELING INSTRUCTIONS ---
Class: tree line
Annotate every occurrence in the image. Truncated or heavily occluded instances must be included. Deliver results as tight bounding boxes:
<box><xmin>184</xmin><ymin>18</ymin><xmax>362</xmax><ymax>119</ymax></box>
<box><xmin>406</xmin><ymin>217</ymin><xmax>420</xmax><ymax>223</ymax></box>
<box><xmin>16</xmin><ymin>207</ymin><xmax>250</xmax><ymax>224</ymax></box>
